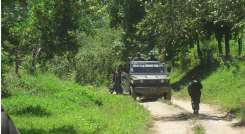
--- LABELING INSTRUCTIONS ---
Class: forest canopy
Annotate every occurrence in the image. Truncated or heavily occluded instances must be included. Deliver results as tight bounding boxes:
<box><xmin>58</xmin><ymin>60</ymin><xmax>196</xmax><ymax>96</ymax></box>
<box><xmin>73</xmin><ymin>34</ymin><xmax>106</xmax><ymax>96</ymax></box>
<box><xmin>2</xmin><ymin>0</ymin><xmax>245</xmax><ymax>86</ymax></box>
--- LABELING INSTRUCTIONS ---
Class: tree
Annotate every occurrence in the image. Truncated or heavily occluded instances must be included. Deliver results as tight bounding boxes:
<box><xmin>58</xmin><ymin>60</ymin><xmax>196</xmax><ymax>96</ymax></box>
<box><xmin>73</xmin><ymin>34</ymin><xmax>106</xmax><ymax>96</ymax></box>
<box><xmin>108</xmin><ymin>0</ymin><xmax>146</xmax><ymax>60</ymax></box>
<box><xmin>2</xmin><ymin>0</ymin><xmax>29</xmax><ymax>76</ymax></box>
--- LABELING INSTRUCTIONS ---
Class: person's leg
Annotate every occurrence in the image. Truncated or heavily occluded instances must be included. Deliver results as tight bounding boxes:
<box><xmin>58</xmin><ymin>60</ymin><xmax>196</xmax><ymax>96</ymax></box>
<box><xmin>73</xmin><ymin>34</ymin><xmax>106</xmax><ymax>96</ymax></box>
<box><xmin>193</xmin><ymin>94</ymin><xmax>200</xmax><ymax>114</ymax></box>
<box><xmin>193</xmin><ymin>101</ymin><xmax>199</xmax><ymax>114</ymax></box>
<box><xmin>191</xmin><ymin>96</ymin><xmax>195</xmax><ymax>113</ymax></box>
<box><xmin>196</xmin><ymin>94</ymin><xmax>201</xmax><ymax>114</ymax></box>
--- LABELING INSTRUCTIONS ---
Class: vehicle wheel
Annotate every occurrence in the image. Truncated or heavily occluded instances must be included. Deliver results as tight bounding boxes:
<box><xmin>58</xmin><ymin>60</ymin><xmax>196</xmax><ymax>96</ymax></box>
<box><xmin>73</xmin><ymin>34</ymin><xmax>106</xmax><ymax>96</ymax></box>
<box><xmin>130</xmin><ymin>86</ymin><xmax>137</xmax><ymax>100</ymax></box>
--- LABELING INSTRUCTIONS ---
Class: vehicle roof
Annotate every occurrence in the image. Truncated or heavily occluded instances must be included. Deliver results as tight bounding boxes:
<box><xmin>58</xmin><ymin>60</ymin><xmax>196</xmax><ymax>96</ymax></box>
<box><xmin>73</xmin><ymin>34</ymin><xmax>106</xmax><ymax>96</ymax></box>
<box><xmin>130</xmin><ymin>61</ymin><xmax>164</xmax><ymax>64</ymax></box>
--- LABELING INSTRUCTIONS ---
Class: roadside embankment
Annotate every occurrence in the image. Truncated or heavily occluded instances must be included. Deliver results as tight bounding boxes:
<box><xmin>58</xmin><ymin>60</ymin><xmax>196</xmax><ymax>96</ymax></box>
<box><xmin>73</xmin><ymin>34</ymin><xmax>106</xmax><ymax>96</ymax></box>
<box><xmin>2</xmin><ymin>73</ymin><xmax>150</xmax><ymax>134</ymax></box>
<box><xmin>172</xmin><ymin>61</ymin><xmax>245</xmax><ymax>123</ymax></box>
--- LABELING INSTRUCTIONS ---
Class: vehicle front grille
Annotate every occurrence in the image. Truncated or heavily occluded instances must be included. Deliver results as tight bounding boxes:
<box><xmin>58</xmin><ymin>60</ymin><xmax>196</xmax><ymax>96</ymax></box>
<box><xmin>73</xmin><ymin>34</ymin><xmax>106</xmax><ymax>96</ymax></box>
<box><xmin>134</xmin><ymin>79</ymin><xmax>169</xmax><ymax>87</ymax></box>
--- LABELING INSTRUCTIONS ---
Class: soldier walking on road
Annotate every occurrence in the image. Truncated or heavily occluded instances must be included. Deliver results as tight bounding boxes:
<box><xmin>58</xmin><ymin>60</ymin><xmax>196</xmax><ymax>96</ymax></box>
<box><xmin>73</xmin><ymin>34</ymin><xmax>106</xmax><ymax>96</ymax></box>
<box><xmin>188</xmin><ymin>75</ymin><xmax>203</xmax><ymax>115</ymax></box>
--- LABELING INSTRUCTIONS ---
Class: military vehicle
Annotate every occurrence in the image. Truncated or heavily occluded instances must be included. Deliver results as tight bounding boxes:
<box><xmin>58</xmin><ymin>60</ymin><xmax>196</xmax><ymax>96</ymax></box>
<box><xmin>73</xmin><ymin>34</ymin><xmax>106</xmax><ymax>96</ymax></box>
<box><xmin>121</xmin><ymin>60</ymin><xmax>171</xmax><ymax>100</ymax></box>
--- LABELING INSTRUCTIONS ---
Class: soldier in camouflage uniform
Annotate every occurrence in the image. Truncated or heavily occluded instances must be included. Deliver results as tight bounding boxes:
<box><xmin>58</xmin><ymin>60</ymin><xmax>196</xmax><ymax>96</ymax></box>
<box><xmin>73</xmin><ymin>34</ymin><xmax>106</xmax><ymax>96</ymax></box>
<box><xmin>112</xmin><ymin>66</ymin><xmax>123</xmax><ymax>94</ymax></box>
<box><xmin>188</xmin><ymin>75</ymin><xmax>203</xmax><ymax>114</ymax></box>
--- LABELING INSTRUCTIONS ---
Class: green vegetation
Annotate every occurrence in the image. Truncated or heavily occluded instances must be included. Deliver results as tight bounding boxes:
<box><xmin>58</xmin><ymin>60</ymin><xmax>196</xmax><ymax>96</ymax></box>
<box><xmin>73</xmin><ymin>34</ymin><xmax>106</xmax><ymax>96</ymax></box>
<box><xmin>173</xmin><ymin>60</ymin><xmax>245</xmax><ymax>119</ymax></box>
<box><xmin>202</xmin><ymin>62</ymin><xmax>245</xmax><ymax>111</ymax></box>
<box><xmin>2</xmin><ymin>73</ymin><xmax>150</xmax><ymax>134</ymax></box>
<box><xmin>1</xmin><ymin>0</ymin><xmax>245</xmax><ymax>133</ymax></box>
<box><xmin>108</xmin><ymin>0</ymin><xmax>245</xmax><ymax>61</ymax></box>
<box><xmin>193</xmin><ymin>124</ymin><xmax>205</xmax><ymax>134</ymax></box>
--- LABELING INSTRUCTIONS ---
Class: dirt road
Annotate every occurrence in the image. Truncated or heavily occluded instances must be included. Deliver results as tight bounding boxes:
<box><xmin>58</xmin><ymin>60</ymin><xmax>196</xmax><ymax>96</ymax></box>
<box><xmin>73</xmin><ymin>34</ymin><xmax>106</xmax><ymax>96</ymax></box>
<box><xmin>141</xmin><ymin>99</ymin><xmax>245</xmax><ymax>134</ymax></box>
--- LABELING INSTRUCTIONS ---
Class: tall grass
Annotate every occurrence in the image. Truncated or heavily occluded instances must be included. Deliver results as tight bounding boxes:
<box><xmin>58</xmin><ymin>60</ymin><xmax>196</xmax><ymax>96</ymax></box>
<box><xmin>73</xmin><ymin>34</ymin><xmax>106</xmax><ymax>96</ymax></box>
<box><xmin>173</xmin><ymin>61</ymin><xmax>245</xmax><ymax>118</ymax></box>
<box><xmin>2</xmin><ymin>73</ymin><xmax>150</xmax><ymax>134</ymax></box>
<box><xmin>202</xmin><ymin>62</ymin><xmax>245</xmax><ymax>111</ymax></box>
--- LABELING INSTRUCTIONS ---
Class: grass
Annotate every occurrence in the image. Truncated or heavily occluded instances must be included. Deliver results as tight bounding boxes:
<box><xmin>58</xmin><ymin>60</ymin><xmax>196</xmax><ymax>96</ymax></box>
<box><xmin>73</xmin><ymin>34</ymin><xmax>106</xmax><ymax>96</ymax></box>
<box><xmin>2</xmin><ymin>73</ymin><xmax>150</xmax><ymax>134</ymax></box>
<box><xmin>193</xmin><ymin>124</ymin><xmax>205</xmax><ymax>134</ymax></box>
<box><xmin>173</xmin><ymin>60</ymin><xmax>245</xmax><ymax>120</ymax></box>
<box><xmin>191</xmin><ymin>118</ymin><xmax>205</xmax><ymax>134</ymax></box>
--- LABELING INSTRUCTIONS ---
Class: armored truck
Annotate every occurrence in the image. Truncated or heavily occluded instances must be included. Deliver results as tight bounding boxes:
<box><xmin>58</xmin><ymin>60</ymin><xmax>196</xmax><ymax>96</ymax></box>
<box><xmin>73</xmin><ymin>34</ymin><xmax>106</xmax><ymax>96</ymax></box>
<box><xmin>121</xmin><ymin>60</ymin><xmax>171</xmax><ymax>100</ymax></box>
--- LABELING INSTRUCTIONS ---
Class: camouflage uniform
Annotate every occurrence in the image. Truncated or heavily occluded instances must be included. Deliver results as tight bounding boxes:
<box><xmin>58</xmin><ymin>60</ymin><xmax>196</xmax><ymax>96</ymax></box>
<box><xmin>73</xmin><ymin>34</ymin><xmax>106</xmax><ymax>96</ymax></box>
<box><xmin>112</xmin><ymin>69</ymin><xmax>122</xmax><ymax>94</ymax></box>
<box><xmin>188</xmin><ymin>79</ymin><xmax>202</xmax><ymax>114</ymax></box>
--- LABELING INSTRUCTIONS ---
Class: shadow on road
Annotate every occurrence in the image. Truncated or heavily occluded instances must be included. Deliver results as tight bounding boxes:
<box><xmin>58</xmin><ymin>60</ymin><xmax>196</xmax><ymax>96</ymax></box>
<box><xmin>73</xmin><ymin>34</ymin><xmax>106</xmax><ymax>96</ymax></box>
<box><xmin>19</xmin><ymin>125</ymin><xmax>79</xmax><ymax>134</ymax></box>
<box><xmin>139</xmin><ymin>98</ymin><xmax>159</xmax><ymax>103</ymax></box>
<box><xmin>232</xmin><ymin>121</ymin><xmax>245</xmax><ymax>128</ymax></box>
<box><xmin>153</xmin><ymin>112</ymin><xmax>232</xmax><ymax>122</ymax></box>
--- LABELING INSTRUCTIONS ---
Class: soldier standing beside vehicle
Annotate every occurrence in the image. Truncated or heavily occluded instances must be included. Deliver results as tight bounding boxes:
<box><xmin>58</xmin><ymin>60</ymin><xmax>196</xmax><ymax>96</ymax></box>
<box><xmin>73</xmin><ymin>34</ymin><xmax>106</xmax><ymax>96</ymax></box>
<box><xmin>112</xmin><ymin>66</ymin><xmax>122</xmax><ymax>94</ymax></box>
<box><xmin>188</xmin><ymin>75</ymin><xmax>203</xmax><ymax>115</ymax></box>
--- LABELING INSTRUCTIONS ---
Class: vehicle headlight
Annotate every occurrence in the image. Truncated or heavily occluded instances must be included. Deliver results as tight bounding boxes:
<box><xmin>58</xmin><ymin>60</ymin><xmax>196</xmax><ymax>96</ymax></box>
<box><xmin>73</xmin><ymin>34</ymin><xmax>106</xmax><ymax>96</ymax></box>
<box><xmin>160</xmin><ymin>79</ymin><xmax>165</xmax><ymax>83</ymax></box>
<box><xmin>140</xmin><ymin>79</ymin><xmax>144</xmax><ymax>83</ymax></box>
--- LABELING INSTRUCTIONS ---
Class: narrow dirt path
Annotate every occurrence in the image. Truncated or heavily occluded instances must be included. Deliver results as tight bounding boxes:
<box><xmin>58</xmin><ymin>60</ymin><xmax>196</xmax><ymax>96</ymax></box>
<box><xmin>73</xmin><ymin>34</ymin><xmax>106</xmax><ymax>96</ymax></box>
<box><xmin>173</xmin><ymin>99</ymin><xmax>245</xmax><ymax>134</ymax></box>
<box><xmin>141</xmin><ymin>99</ymin><xmax>245</xmax><ymax>134</ymax></box>
<box><xmin>141</xmin><ymin>101</ymin><xmax>193</xmax><ymax>134</ymax></box>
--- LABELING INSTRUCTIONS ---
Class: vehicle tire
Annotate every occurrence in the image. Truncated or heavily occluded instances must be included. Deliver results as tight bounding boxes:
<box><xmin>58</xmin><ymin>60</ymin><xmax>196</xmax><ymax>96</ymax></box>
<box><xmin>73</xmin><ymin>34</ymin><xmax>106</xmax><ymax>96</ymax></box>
<box><xmin>130</xmin><ymin>86</ymin><xmax>137</xmax><ymax>100</ymax></box>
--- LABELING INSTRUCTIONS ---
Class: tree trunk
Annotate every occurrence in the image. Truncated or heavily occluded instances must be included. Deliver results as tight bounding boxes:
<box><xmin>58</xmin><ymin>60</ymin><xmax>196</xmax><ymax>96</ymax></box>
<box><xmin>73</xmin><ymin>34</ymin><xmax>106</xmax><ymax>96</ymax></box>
<box><xmin>238</xmin><ymin>35</ymin><xmax>242</xmax><ymax>56</ymax></box>
<box><xmin>215</xmin><ymin>33</ymin><xmax>223</xmax><ymax>55</ymax></box>
<box><xmin>30</xmin><ymin>54</ymin><xmax>36</xmax><ymax>75</ymax></box>
<box><xmin>15</xmin><ymin>49</ymin><xmax>21</xmax><ymax>78</ymax></box>
<box><xmin>225</xmin><ymin>33</ymin><xmax>231</xmax><ymax>57</ymax></box>
<box><xmin>30</xmin><ymin>46</ymin><xmax>41</xmax><ymax>75</ymax></box>
<box><xmin>196</xmin><ymin>40</ymin><xmax>202</xmax><ymax>61</ymax></box>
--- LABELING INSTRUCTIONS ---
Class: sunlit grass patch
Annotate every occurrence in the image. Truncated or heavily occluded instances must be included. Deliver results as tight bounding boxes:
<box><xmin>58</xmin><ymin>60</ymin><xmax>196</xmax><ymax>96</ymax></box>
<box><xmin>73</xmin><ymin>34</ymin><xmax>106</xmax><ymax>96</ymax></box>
<box><xmin>2</xmin><ymin>73</ymin><xmax>150</xmax><ymax>134</ymax></box>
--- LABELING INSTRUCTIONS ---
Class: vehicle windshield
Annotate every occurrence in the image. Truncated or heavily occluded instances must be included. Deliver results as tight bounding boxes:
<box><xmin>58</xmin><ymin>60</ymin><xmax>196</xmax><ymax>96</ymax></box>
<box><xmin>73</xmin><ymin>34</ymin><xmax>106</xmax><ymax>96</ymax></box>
<box><xmin>130</xmin><ymin>63</ymin><xmax>165</xmax><ymax>74</ymax></box>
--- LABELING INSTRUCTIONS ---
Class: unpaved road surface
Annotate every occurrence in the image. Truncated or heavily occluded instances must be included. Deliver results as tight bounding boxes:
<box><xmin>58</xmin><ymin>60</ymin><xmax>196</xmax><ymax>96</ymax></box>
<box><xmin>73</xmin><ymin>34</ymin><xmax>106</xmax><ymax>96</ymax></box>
<box><xmin>141</xmin><ymin>99</ymin><xmax>245</xmax><ymax>134</ymax></box>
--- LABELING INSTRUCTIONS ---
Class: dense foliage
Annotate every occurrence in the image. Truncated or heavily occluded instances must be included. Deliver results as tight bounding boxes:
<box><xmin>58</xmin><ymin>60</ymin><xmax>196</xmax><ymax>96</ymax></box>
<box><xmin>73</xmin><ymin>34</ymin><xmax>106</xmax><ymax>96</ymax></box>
<box><xmin>2</xmin><ymin>0</ymin><xmax>245</xmax><ymax>85</ymax></box>
<box><xmin>2</xmin><ymin>0</ymin><xmax>121</xmax><ymax>85</ymax></box>
<box><xmin>108</xmin><ymin>0</ymin><xmax>245</xmax><ymax>63</ymax></box>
